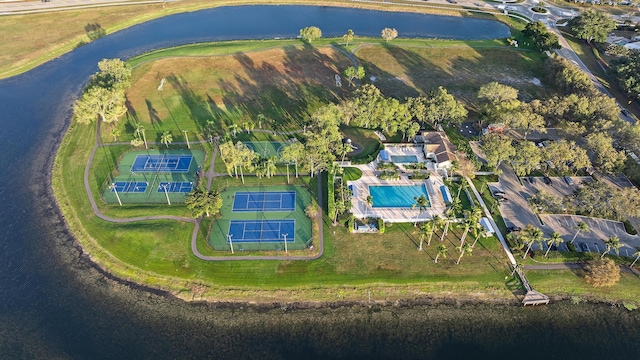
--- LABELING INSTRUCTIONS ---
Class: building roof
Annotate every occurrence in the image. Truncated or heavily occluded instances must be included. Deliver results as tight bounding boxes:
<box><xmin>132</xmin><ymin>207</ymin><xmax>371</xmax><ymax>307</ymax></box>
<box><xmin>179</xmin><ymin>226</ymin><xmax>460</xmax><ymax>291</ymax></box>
<box><xmin>421</xmin><ymin>131</ymin><xmax>457</xmax><ymax>164</ymax></box>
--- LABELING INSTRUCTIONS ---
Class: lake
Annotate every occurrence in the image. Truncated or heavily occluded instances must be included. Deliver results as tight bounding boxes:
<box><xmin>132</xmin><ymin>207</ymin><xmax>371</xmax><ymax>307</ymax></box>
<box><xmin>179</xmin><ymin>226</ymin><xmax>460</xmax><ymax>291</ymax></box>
<box><xmin>0</xmin><ymin>5</ymin><xmax>638</xmax><ymax>359</ymax></box>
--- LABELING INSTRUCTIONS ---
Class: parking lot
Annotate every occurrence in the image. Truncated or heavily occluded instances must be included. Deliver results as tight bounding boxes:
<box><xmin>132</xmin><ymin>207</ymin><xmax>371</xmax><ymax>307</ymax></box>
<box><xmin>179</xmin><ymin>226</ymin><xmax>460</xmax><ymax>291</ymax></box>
<box><xmin>496</xmin><ymin>167</ymin><xmax>640</xmax><ymax>256</ymax></box>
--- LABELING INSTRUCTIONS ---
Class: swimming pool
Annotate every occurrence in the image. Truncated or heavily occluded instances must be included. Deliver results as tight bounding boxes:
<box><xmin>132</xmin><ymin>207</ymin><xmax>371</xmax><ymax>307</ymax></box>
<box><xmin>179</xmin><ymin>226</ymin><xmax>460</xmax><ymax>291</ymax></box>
<box><xmin>390</xmin><ymin>155</ymin><xmax>419</xmax><ymax>163</ymax></box>
<box><xmin>369</xmin><ymin>184</ymin><xmax>430</xmax><ymax>208</ymax></box>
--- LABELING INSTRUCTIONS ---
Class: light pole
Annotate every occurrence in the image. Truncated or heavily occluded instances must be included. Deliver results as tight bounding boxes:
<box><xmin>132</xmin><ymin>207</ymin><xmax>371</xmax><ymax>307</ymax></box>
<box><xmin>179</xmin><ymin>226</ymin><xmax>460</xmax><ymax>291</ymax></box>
<box><xmin>228</xmin><ymin>234</ymin><xmax>234</xmax><ymax>254</ymax></box>
<box><xmin>162</xmin><ymin>184</ymin><xmax>171</xmax><ymax>205</ymax></box>
<box><xmin>282</xmin><ymin>233</ymin><xmax>288</xmax><ymax>253</ymax></box>
<box><xmin>110</xmin><ymin>183</ymin><xmax>122</xmax><ymax>206</ymax></box>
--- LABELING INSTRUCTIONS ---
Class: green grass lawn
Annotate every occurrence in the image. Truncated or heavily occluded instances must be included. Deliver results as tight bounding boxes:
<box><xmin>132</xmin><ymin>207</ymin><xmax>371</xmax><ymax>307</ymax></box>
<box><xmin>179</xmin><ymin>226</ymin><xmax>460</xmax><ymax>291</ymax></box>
<box><xmin>527</xmin><ymin>269</ymin><xmax>640</xmax><ymax>302</ymax></box>
<box><xmin>52</xmin><ymin>36</ymin><xmax>640</xmax><ymax>302</ymax></box>
<box><xmin>342</xmin><ymin>167</ymin><xmax>363</xmax><ymax>181</ymax></box>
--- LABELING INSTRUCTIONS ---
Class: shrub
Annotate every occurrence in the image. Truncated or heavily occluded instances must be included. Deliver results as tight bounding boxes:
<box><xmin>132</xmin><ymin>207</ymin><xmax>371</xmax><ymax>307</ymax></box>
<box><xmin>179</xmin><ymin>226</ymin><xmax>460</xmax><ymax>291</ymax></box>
<box><xmin>377</xmin><ymin>218</ymin><xmax>385</xmax><ymax>234</ymax></box>
<box><xmin>584</xmin><ymin>259</ymin><xmax>620</xmax><ymax>288</ymax></box>
<box><xmin>408</xmin><ymin>171</ymin><xmax>429</xmax><ymax>180</ymax></box>
<box><xmin>623</xmin><ymin>220</ymin><xmax>638</xmax><ymax>235</ymax></box>
<box><xmin>623</xmin><ymin>302</ymin><xmax>638</xmax><ymax>311</ymax></box>
<box><xmin>347</xmin><ymin>215</ymin><xmax>355</xmax><ymax>233</ymax></box>
<box><xmin>305</xmin><ymin>200</ymin><xmax>318</xmax><ymax>219</ymax></box>
<box><xmin>566</xmin><ymin>242</ymin><xmax>577</xmax><ymax>252</ymax></box>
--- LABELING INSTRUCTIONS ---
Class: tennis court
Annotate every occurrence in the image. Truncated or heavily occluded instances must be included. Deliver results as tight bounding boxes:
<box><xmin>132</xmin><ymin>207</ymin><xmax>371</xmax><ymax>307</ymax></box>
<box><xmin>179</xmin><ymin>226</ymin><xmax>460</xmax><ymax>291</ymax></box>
<box><xmin>157</xmin><ymin>182</ymin><xmax>194</xmax><ymax>193</ymax></box>
<box><xmin>244</xmin><ymin>141</ymin><xmax>288</xmax><ymax>159</ymax></box>
<box><xmin>232</xmin><ymin>191</ymin><xmax>296</xmax><ymax>212</ymax></box>
<box><xmin>111</xmin><ymin>181</ymin><xmax>148</xmax><ymax>193</ymax></box>
<box><xmin>101</xmin><ymin>149</ymin><xmax>204</xmax><ymax>204</ymax></box>
<box><xmin>228</xmin><ymin>220</ymin><xmax>295</xmax><ymax>243</ymax></box>
<box><xmin>131</xmin><ymin>154</ymin><xmax>192</xmax><ymax>173</ymax></box>
<box><xmin>209</xmin><ymin>185</ymin><xmax>312</xmax><ymax>251</ymax></box>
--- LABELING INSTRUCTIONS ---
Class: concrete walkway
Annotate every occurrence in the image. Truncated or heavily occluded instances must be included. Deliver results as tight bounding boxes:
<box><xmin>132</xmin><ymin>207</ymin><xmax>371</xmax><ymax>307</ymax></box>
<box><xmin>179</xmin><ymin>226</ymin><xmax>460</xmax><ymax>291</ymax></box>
<box><xmin>83</xmin><ymin>122</ymin><xmax>325</xmax><ymax>261</ymax></box>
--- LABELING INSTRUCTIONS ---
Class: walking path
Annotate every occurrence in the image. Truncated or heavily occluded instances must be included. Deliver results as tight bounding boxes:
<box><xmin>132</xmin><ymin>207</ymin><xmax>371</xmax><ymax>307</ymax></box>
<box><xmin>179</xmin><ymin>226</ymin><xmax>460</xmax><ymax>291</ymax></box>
<box><xmin>83</xmin><ymin>123</ymin><xmax>324</xmax><ymax>261</ymax></box>
<box><xmin>466</xmin><ymin>176</ymin><xmax>549</xmax><ymax>305</ymax></box>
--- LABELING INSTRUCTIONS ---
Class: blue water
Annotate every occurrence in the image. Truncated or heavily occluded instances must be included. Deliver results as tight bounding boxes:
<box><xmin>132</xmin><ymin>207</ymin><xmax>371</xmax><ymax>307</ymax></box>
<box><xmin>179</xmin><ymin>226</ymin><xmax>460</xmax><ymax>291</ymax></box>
<box><xmin>390</xmin><ymin>155</ymin><xmax>419</xmax><ymax>163</ymax></box>
<box><xmin>370</xmin><ymin>184</ymin><xmax>430</xmax><ymax>208</ymax></box>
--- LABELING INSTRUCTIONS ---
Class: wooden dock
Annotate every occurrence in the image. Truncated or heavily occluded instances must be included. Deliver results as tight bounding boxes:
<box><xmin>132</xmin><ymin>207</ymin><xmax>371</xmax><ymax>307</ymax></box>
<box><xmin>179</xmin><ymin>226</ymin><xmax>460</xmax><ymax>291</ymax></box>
<box><xmin>515</xmin><ymin>266</ymin><xmax>549</xmax><ymax>306</ymax></box>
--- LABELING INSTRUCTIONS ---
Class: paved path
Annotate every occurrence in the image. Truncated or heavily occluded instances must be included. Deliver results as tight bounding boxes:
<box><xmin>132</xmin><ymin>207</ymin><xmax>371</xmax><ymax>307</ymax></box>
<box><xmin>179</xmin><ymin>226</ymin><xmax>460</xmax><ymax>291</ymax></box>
<box><xmin>84</xmin><ymin>122</ymin><xmax>325</xmax><ymax>261</ymax></box>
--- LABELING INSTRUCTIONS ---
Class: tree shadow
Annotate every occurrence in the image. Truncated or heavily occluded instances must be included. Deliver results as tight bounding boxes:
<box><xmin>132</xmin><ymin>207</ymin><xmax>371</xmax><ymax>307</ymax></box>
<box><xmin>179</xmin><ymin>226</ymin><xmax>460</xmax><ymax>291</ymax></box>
<box><xmin>145</xmin><ymin>99</ymin><xmax>162</xmax><ymax>125</ymax></box>
<box><xmin>85</xmin><ymin>22</ymin><xmax>106</xmax><ymax>41</ymax></box>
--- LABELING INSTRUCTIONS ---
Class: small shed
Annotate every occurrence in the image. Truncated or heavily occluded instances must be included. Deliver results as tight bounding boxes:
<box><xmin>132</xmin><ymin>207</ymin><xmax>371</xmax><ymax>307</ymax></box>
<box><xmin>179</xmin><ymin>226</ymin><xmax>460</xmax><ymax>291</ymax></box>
<box><xmin>479</xmin><ymin>217</ymin><xmax>495</xmax><ymax>236</ymax></box>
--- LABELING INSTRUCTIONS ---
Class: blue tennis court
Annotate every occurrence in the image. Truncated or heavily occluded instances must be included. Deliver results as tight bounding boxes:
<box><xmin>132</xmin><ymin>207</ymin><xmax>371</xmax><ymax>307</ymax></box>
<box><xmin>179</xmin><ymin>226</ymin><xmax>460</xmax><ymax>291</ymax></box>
<box><xmin>228</xmin><ymin>220</ymin><xmax>295</xmax><ymax>243</ymax></box>
<box><xmin>131</xmin><ymin>155</ymin><xmax>193</xmax><ymax>173</ymax></box>
<box><xmin>232</xmin><ymin>191</ymin><xmax>296</xmax><ymax>212</ymax></box>
<box><xmin>157</xmin><ymin>182</ymin><xmax>193</xmax><ymax>193</ymax></box>
<box><xmin>111</xmin><ymin>181</ymin><xmax>148</xmax><ymax>193</ymax></box>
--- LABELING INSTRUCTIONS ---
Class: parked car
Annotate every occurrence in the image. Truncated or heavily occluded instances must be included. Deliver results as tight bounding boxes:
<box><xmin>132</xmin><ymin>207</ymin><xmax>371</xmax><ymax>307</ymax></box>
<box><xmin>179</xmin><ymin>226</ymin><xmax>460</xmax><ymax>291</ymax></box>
<box><xmin>542</xmin><ymin>176</ymin><xmax>552</xmax><ymax>185</ymax></box>
<box><xmin>493</xmin><ymin>190</ymin><xmax>506</xmax><ymax>197</ymax></box>
<box><xmin>564</xmin><ymin>176</ymin><xmax>574</xmax><ymax>186</ymax></box>
<box><xmin>621</xmin><ymin>109</ymin><xmax>631</xmax><ymax>117</ymax></box>
<box><xmin>529</xmin><ymin>177</ymin><xmax>536</xmax><ymax>184</ymax></box>
<box><xmin>579</xmin><ymin>243</ymin><xmax>589</xmax><ymax>252</ymax></box>
<box><xmin>497</xmin><ymin>196</ymin><xmax>509</xmax><ymax>202</ymax></box>
<box><xmin>507</xmin><ymin>226</ymin><xmax>522</xmax><ymax>233</ymax></box>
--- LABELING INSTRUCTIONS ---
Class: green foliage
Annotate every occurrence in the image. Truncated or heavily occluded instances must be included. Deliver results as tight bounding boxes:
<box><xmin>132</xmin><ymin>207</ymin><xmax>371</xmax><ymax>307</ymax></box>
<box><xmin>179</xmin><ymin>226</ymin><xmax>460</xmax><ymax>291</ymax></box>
<box><xmin>408</xmin><ymin>171</ymin><xmax>430</xmax><ymax>180</ymax></box>
<box><xmin>543</xmin><ymin>139</ymin><xmax>590</xmax><ymax>175</ymax></box>
<box><xmin>328</xmin><ymin>171</ymin><xmax>336</xmax><ymax>219</ymax></box>
<box><xmin>509</xmin><ymin>140</ymin><xmax>542</xmax><ymax>177</ymax></box>
<box><xmin>623</xmin><ymin>302</ymin><xmax>638</xmax><ymax>311</ymax></box>
<box><xmin>344</xmin><ymin>65</ymin><xmax>365</xmax><ymax>87</ymax></box>
<box><xmin>73</xmin><ymin>58</ymin><xmax>130</xmax><ymax>125</ymax></box>
<box><xmin>571</xmin><ymin>180</ymin><xmax>640</xmax><ymax>221</ymax></box>
<box><xmin>481</xmin><ymin>133</ymin><xmax>515</xmax><ymax>174</ymax></box>
<box><xmin>610</xmin><ymin>51</ymin><xmax>640</xmax><ymax>101</ymax></box>
<box><xmin>584</xmin><ymin>132</ymin><xmax>626</xmax><ymax>173</ymax></box>
<box><xmin>623</xmin><ymin>220</ymin><xmax>638</xmax><ymax>235</ymax></box>
<box><xmin>584</xmin><ymin>258</ymin><xmax>620</xmax><ymax>288</ymax></box>
<box><xmin>378</xmin><ymin>170</ymin><xmax>400</xmax><ymax>180</ymax></box>
<box><xmin>347</xmin><ymin>215</ymin><xmax>355</xmax><ymax>233</ymax></box>
<box><xmin>381</xmin><ymin>27</ymin><xmax>398</xmax><ymax>42</ymax></box>
<box><xmin>185</xmin><ymin>189</ymin><xmax>223</xmax><ymax>218</ymax></box>
<box><xmin>545</xmin><ymin>56</ymin><xmax>595</xmax><ymax>96</ymax></box>
<box><xmin>305</xmin><ymin>199</ymin><xmax>319</xmax><ymax>219</ymax></box>
<box><xmin>522</xmin><ymin>21</ymin><xmax>560</xmax><ymax>52</ymax></box>
<box><xmin>299</xmin><ymin>26</ymin><xmax>322</xmax><ymax>42</ymax></box>
<box><xmin>377</xmin><ymin>218</ymin><xmax>386</xmax><ymax>234</ymax></box>
<box><xmin>569</xmin><ymin>10</ymin><xmax>617</xmax><ymax>44</ymax></box>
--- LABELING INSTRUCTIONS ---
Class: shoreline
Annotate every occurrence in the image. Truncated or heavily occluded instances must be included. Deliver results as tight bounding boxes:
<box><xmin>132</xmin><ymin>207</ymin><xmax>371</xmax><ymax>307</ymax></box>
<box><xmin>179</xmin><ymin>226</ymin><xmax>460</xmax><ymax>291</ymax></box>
<box><xmin>0</xmin><ymin>0</ymin><xmax>517</xmax><ymax>80</ymax></box>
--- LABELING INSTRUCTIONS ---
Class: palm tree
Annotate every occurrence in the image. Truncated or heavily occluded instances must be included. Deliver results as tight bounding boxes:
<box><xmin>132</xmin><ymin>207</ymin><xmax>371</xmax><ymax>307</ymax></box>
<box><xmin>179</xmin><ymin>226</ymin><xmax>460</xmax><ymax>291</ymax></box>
<box><xmin>257</xmin><ymin>113</ymin><xmax>265</xmax><ymax>129</ymax></box>
<box><xmin>418</xmin><ymin>221</ymin><xmax>433</xmax><ymax>251</ymax></box>
<box><xmin>431</xmin><ymin>214</ymin><xmax>444</xmax><ymax>241</ymax></box>
<box><xmin>264</xmin><ymin>157</ymin><xmax>278</xmax><ymax>178</ymax></box>
<box><xmin>182</xmin><ymin>129</ymin><xmax>190</xmax><ymax>149</ymax></box>
<box><xmin>205</xmin><ymin>119</ymin><xmax>215</xmax><ymax>142</ymax></box>
<box><xmin>434</xmin><ymin>244</ymin><xmax>448</xmax><ymax>264</ymax></box>
<box><xmin>343</xmin><ymin>29</ymin><xmax>355</xmax><ymax>47</ymax></box>
<box><xmin>602</xmin><ymin>236</ymin><xmax>622</xmax><ymax>258</ymax></box>
<box><xmin>459</xmin><ymin>210</ymin><xmax>479</xmax><ymax>250</ymax></box>
<box><xmin>365</xmin><ymin>195</ymin><xmax>373</xmax><ymax>218</ymax></box>
<box><xmin>337</xmin><ymin>143</ymin><xmax>353</xmax><ymax>163</ymax></box>
<box><xmin>522</xmin><ymin>224</ymin><xmax>543</xmax><ymax>259</ymax></box>
<box><xmin>244</xmin><ymin>121</ymin><xmax>254</xmax><ymax>134</ymax></box>
<box><xmin>230</xmin><ymin>124</ymin><xmax>239</xmax><ymax>137</ymax></box>
<box><xmin>456</xmin><ymin>180</ymin><xmax>468</xmax><ymax>200</ymax></box>
<box><xmin>160</xmin><ymin>131</ymin><xmax>173</xmax><ymax>148</ymax></box>
<box><xmin>544</xmin><ymin>232</ymin><xmax>564</xmax><ymax>258</ymax></box>
<box><xmin>110</xmin><ymin>127</ymin><xmax>121</xmax><ymax>141</ymax></box>
<box><xmin>439</xmin><ymin>209</ymin><xmax>454</xmax><ymax>242</ymax></box>
<box><xmin>570</xmin><ymin>221</ymin><xmax>590</xmax><ymax>244</ymax></box>
<box><xmin>630</xmin><ymin>247</ymin><xmax>640</xmax><ymax>267</ymax></box>
<box><xmin>450</xmin><ymin>196</ymin><xmax>462</xmax><ymax>216</ymax></box>
<box><xmin>456</xmin><ymin>243</ymin><xmax>473</xmax><ymax>265</ymax></box>
<box><xmin>412</xmin><ymin>195</ymin><xmax>429</xmax><ymax>226</ymax></box>
<box><xmin>135</xmin><ymin>123</ymin><xmax>148</xmax><ymax>149</ymax></box>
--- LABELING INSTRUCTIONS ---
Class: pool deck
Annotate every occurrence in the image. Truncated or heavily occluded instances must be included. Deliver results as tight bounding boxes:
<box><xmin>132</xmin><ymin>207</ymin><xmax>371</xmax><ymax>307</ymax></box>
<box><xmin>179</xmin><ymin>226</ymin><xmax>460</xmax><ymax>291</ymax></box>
<box><xmin>347</xmin><ymin>162</ymin><xmax>447</xmax><ymax>223</ymax></box>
